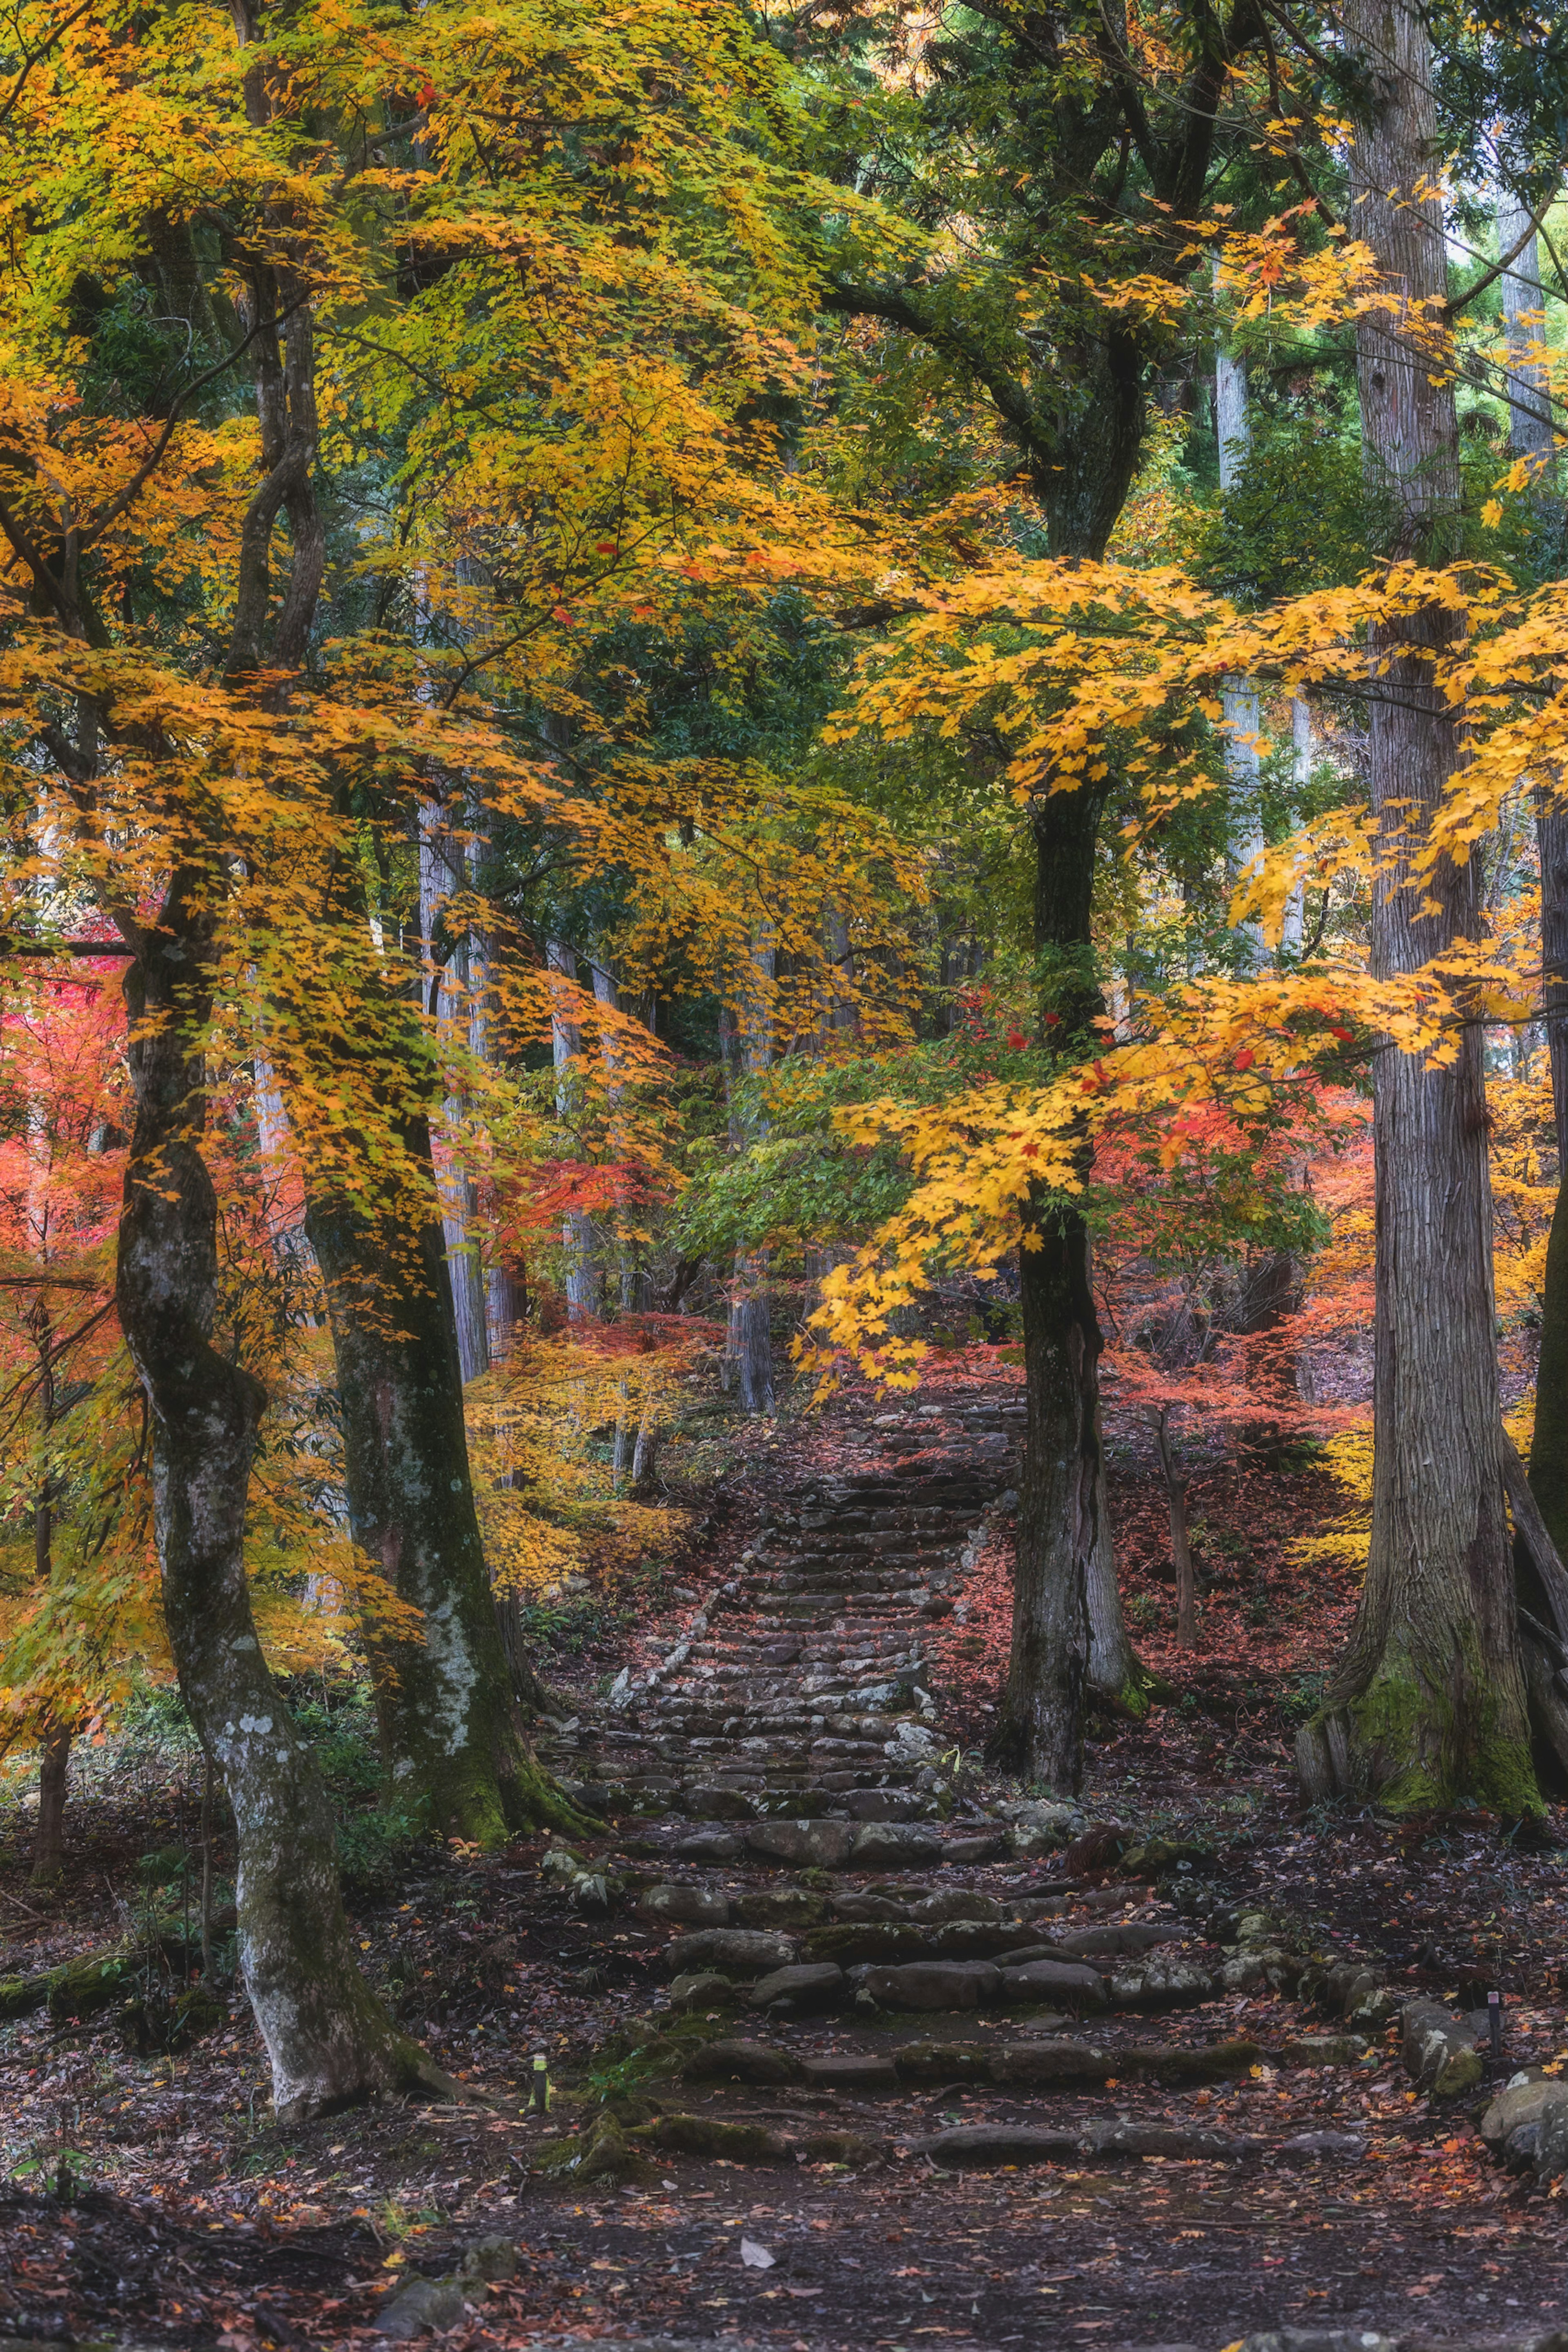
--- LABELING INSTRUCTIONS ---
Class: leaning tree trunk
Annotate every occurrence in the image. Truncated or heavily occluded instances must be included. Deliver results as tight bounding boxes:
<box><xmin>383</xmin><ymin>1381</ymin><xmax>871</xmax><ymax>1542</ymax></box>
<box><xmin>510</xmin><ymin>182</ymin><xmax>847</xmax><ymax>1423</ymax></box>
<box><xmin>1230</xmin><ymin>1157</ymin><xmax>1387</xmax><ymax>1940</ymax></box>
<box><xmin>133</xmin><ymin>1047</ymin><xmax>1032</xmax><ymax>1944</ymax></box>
<box><xmin>118</xmin><ymin>895</ymin><xmax>451</xmax><ymax>2117</ymax></box>
<box><xmin>305</xmin><ymin>1120</ymin><xmax>583</xmax><ymax>1843</ymax></box>
<box><xmin>1298</xmin><ymin>0</ymin><xmax>1536</xmax><ymax>1814</ymax></box>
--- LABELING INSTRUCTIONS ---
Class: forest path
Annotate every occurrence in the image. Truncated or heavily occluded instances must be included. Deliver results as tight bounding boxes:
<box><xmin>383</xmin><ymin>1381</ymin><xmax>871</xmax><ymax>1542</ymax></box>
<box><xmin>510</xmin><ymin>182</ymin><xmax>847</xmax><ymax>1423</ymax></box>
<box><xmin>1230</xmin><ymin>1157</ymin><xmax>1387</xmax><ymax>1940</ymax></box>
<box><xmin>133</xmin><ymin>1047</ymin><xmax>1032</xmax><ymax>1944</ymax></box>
<box><xmin>540</xmin><ymin>1384</ymin><xmax>1023</xmax><ymax>1830</ymax></box>
<box><xmin>4</xmin><ymin>1394</ymin><xmax>1565</xmax><ymax>2352</ymax></box>
<box><xmin>505</xmin><ymin>1397</ymin><xmax>1568</xmax><ymax>2351</ymax></box>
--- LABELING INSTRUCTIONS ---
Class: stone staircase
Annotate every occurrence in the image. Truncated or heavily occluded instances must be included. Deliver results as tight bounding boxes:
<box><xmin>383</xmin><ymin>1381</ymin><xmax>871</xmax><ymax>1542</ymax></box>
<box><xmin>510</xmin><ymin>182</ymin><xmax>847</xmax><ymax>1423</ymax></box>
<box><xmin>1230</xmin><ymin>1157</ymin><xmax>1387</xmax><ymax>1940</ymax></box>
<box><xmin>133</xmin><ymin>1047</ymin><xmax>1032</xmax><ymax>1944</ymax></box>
<box><xmin>519</xmin><ymin>1389</ymin><xmax>1541</xmax><ymax>2351</ymax></box>
<box><xmin>541</xmin><ymin>1390</ymin><xmax>1023</xmax><ymax>1825</ymax></box>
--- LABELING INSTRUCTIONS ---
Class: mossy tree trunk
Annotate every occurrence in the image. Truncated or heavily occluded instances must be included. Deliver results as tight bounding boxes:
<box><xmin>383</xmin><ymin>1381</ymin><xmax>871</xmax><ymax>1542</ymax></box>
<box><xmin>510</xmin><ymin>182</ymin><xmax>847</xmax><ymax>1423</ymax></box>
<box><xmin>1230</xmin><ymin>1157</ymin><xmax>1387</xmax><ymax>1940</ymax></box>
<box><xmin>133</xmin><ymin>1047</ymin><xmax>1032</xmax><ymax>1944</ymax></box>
<box><xmin>118</xmin><ymin>892</ymin><xmax>451</xmax><ymax>2118</ymax></box>
<box><xmin>305</xmin><ymin>1121</ymin><xmax>584</xmax><ymax>1845</ymax></box>
<box><xmin>1299</xmin><ymin>0</ymin><xmax>1537</xmax><ymax>1815</ymax></box>
<box><xmin>19</xmin><ymin>108</ymin><xmax>459</xmax><ymax>2111</ymax></box>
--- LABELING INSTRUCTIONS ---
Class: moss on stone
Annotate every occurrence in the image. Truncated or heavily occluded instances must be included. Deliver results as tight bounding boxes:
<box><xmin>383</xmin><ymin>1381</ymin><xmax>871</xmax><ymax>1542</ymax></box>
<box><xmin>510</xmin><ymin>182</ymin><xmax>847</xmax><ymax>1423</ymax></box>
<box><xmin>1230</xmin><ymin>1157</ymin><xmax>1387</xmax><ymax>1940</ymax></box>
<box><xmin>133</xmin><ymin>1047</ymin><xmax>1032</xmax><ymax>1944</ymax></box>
<box><xmin>1120</xmin><ymin>2038</ymin><xmax>1263</xmax><ymax>2085</ymax></box>
<box><xmin>893</xmin><ymin>2042</ymin><xmax>993</xmax><ymax>2086</ymax></box>
<box><xmin>535</xmin><ymin>2110</ymin><xmax>659</xmax><ymax>2185</ymax></box>
<box><xmin>799</xmin><ymin>2131</ymin><xmax>880</xmax><ymax>2167</ymax></box>
<box><xmin>639</xmin><ymin>2113</ymin><xmax>792</xmax><ymax>2163</ymax></box>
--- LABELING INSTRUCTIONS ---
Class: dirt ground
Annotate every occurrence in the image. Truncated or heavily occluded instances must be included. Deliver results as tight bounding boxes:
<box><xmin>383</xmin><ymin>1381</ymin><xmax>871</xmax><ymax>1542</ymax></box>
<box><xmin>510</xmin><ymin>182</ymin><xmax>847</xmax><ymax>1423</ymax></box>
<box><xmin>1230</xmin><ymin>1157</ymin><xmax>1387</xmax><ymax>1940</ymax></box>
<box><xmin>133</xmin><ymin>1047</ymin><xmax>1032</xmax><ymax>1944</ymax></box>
<box><xmin>3</xmin><ymin>1397</ymin><xmax>1567</xmax><ymax>2352</ymax></box>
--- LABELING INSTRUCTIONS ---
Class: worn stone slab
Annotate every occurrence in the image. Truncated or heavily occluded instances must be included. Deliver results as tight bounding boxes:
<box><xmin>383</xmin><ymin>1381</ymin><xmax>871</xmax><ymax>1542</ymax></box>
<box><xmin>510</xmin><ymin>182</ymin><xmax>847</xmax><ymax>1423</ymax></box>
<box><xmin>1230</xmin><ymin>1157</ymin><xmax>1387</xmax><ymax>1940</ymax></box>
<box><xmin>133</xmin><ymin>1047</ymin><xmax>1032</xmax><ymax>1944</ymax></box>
<box><xmin>911</xmin><ymin>2124</ymin><xmax>1083</xmax><ymax>2168</ymax></box>
<box><xmin>682</xmin><ymin>2040</ymin><xmax>802</xmax><ymax>2085</ymax></box>
<box><xmin>996</xmin><ymin>1958</ymin><xmax>1107</xmax><ymax>2011</ymax></box>
<box><xmin>803</xmin><ymin>2052</ymin><xmax>901</xmax><ymax>2092</ymax></box>
<box><xmin>990</xmin><ymin>2037</ymin><xmax>1109</xmax><ymax>2087</ymax></box>
<box><xmin>1082</xmin><ymin>2118</ymin><xmax>1253</xmax><ymax>2160</ymax></box>
<box><xmin>1056</xmin><ymin>1922</ymin><xmax>1183</xmax><ymax>1959</ymax></box>
<box><xmin>849</xmin><ymin>1822</ymin><xmax>944</xmax><ymax>1868</ymax></box>
<box><xmin>745</xmin><ymin>1819</ymin><xmax>856</xmax><ymax>1869</ymax></box>
<box><xmin>637</xmin><ymin>1884</ymin><xmax>732</xmax><ymax>1928</ymax></box>
<box><xmin>671</xmin><ymin>1830</ymin><xmax>742</xmax><ymax>1865</ymax></box>
<box><xmin>665</xmin><ymin>1928</ymin><xmax>796</xmax><ymax>1978</ymax></box>
<box><xmin>863</xmin><ymin>1959</ymin><xmax>1001</xmax><ymax>2010</ymax></box>
<box><xmin>1107</xmin><ymin>1959</ymin><xmax>1214</xmax><ymax>2009</ymax></box>
<box><xmin>1274</xmin><ymin>2131</ymin><xmax>1369</xmax><ymax>2163</ymax></box>
<box><xmin>748</xmin><ymin>1962</ymin><xmax>848</xmax><ymax>2013</ymax></box>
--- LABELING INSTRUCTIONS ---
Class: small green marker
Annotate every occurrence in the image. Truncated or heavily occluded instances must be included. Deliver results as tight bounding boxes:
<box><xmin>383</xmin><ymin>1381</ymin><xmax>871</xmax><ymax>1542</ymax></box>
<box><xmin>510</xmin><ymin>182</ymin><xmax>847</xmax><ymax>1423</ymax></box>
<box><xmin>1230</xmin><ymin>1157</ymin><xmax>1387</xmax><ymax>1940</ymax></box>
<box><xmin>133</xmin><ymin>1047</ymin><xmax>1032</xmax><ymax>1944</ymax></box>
<box><xmin>531</xmin><ymin>2052</ymin><xmax>550</xmax><ymax>2114</ymax></box>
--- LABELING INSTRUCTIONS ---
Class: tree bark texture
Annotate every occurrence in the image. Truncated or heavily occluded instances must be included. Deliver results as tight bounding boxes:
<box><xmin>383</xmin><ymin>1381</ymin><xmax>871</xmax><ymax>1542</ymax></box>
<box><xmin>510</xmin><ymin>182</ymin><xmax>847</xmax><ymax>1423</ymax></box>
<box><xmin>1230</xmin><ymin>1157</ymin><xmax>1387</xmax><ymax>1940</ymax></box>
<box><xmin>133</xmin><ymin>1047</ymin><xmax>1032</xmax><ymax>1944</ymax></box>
<box><xmin>720</xmin><ymin>966</ymin><xmax>776</xmax><ymax>1415</ymax></box>
<box><xmin>1528</xmin><ymin>809</ymin><xmax>1568</xmax><ymax>1565</ymax></box>
<box><xmin>419</xmin><ymin>801</ymin><xmax>490</xmax><ymax>1383</ymax></box>
<box><xmin>547</xmin><ymin>941</ymin><xmax>603</xmax><ymax>1320</ymax></box>
<box><xmin>994</xmin><ymin>779</ymin><xmax>1146</xmax><ymax>1780</ymax></box>
<box><xmin>30</xmin><ymin>1729</ymin><xmax>70</xmax><ymax>1890</ymax></box>
<box><xmin>1153</xmin><ymin>1409</ymin><xmax>1198</xmax><ymax>1649</ymax></box>
<box><xmin>1305</xmin><ymin>0</ymin><xmax>1535</xmax><ymax>1813</ymax></box>
<box><xmin>1214</xmin><ymin>272</ymin><xmax>1267</xmax><ymax>972</ymax></box>
<box><xmin>119</xmin><ymin>904</ymin><xmax>449</xmax><ymax>2117</ymax></box>
<box><xmin>994</xmin><ymin>1202</ymin><xmax>1098</xmax><ymax>1790</ymax></box>
<box><xmin>304</xmin><ymin>1126</ymin><xmax>579</xmax><ymax>1841</ymax></box>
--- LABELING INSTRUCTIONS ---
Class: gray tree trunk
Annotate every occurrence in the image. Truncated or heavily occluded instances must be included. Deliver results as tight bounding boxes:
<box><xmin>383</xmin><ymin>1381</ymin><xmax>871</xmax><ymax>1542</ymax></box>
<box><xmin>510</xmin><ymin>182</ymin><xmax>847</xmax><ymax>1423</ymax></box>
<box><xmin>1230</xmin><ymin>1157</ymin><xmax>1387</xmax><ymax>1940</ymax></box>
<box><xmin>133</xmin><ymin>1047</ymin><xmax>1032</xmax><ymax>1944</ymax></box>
<box><xmin>419</xmin><ymin>803</ymin><xmax>489</xmax><ymax>1382</ymax></box>
<box><xmin>120</xmin><ymin>889</ymin><xmax>448</xmax><ymax>2116</ymax></box>
<box><xmin>1510</xmin><ymin>188</ymin><xmax>1568</xmax><ymax>1559</ymax></box>
<box><xmin>1283</xmin><ymin>698</ymin><xmax>1312</xmax><ymax>954</ymax></box>
<box><xmin>1300</xmin><ymin>0</ymin><xmax>1536</xmax><ymax>1815</ymax></box>
<box><xmin>993</xmin><ymin>784</ymin><xmax>1145</xmax><ymax>1787</ymax></box>
<box><xmin>1497</xmin><ymin>193</ymin><xmax>1557</xmax><ymax>490</ymax></box>
<box><xmin>1528</xmin><ymin>812</ymin><xmax>1568</xmax><ymax>1558</ymax></box>
<box><xmin>31</xmin><ymin>1730</ymin><xmax>70</xmax><ymax>1891</ymax></box>
<box><xmin>1215</xmin><ymin>266</ymin><xmax>1267</xmax><ymax>972</ymax></box>
<box><xmin>720</xmin><ymin>957</ymin><xmax>776</xmax><ymax>1414</ymax></box>
<box><xmin>304</xmin><ymin>1110</ymin><xmax>578</xmax><ymax>1829</ymax></box>
<box><xmin>548</xmin><ymin>940</ymin><xmax>603</xmax><ymax>1319</ymax></box>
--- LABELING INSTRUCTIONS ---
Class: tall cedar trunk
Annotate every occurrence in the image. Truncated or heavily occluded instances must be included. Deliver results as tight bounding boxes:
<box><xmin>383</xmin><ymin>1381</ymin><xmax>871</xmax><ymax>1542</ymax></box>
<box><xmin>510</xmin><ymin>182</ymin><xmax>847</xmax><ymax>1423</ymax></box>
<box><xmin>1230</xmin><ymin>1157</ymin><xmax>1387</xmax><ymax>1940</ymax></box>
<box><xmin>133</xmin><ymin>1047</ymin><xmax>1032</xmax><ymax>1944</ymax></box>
<box><xmin>306</xmin><ymin>824</ymin><xmax>564</xmax><ymax>1828</ymax></box>
<box><xmin>1298</xmin><ymin>0</ymin><xmax>1536</xmax><ymax>1813</ymax></box>
<box><xmin>1522</xmin><ymin>210</ymin><xmax>1568</xmax><ymax>1552</ymax></box>
<box><xmin>1530</xmin><ymin>811</ymin><xmax>1568</xmax><ymax>1554</ymax></box>
<box><xmin>1216</xmin><ymin>304</ymin><xmax>1301</xmax><ymax>1392</ymax></box>
<box><xmin>304</xmin><ymin>1124</ymin><xmax>580</xmax><ymax>1840</ymax></box>
<box><xmin>119</xmin><ymin>900</ymin><xmax>448</xmax><ymax>2116</ymax></box>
